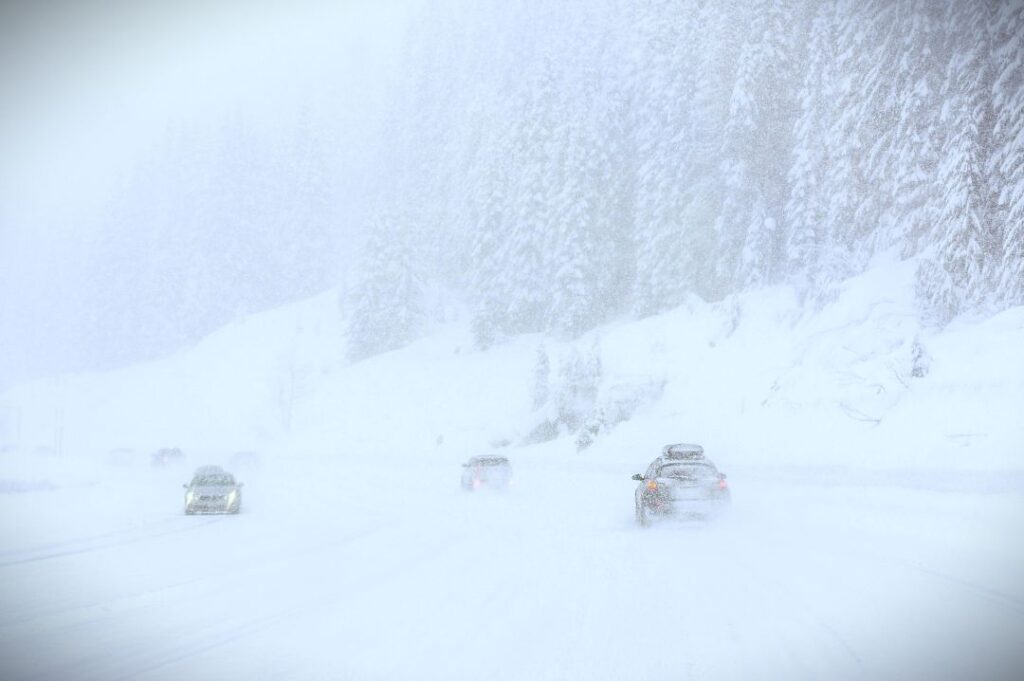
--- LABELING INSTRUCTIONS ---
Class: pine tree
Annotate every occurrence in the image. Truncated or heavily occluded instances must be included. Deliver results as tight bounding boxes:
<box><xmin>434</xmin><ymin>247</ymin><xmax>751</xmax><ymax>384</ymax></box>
<box><xmin>715</xmin><ymin>0</ymin><xmax>800</xmax><ymax>291</ymax></box>
<box><xmin>632</xmin><ymin>0</ymin><xmax>701</xmax><ymax>313</ymax></box>
<box><xmin>531</xmin><ymin>344</ymin><xmax>551</xmax><ymax>410</ymax></box>
<box><xmin>504</xmin><ymin>55</ymin><xmax>561</xmax><ymax>335</ymax></box>
<box><xmin>990</xmin><ymin>0</ymin><xmax>1024</xmax><ymax>308</ymax></box>
<box><xmin>468</xmin><ymin>134</ymin><xmax>515</xmax><ymax>349</ymax></box>
<box><xmin>278</xmin><ymin>109</ymin><xmax>336</xmax><ymax>299</ymax></box>
<box><xmin>785</xmin><ymin>2</ymin><xmax>836</xmax><ymax>299</ymax></box>
<box><xmin>814</xmin><ymin>0</ymin><xmax>871</xmax><ymax>301</ymax></box>
<box><xmin>919</xmin><ymin>1</ymin><xmax>997</xmax><ymax>323</ymax></box>
<box><xmin>549</xmin><ymin>126</ymin><xmax>601</xmax><ymax>337</ymax></box>
<box><xmin>347</xmin><ymin>212</ymin><xmax>424</xmax><ymax>360</ymax></box>
<box><xmin>890</xmin><ymin>0</ymin><xmax>946</xmax><ymax>260</ymax></box>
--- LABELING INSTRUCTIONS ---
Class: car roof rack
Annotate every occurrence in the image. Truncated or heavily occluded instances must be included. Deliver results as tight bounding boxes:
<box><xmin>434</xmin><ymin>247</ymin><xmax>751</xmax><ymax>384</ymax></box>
<box><xmin>469</xmin><ymin>455</ymin><xmax>509</xmax><ymax>464</ymax></box>
<box><xmin>662</xmin><ymin>443</ymin><xmax>705</xmax><ymax>460</ymax></box>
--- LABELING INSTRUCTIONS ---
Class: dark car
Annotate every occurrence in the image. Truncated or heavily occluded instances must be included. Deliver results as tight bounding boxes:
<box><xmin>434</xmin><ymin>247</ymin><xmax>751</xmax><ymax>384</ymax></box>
<box><xmin>461</xmin><ymin>455</ymin><xmax>512</xmax><ymax>491</ymax></box>
<box><xmin>152</xmin><ymin>447</ymin><xmax>185</xmax><ymax>467</ymax></box>
<box><xmin>183</xmin><ymin>466</ymin><xmax>243</xmax><ymax>514</ymax></box>
<box><xmin>632</xmin><ymin>443</ymin><xmax>730</xmax><ymax>526</ymax></box>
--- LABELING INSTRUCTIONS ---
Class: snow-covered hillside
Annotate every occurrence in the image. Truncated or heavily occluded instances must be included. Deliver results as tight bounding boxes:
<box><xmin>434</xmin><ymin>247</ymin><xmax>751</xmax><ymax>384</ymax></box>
<box><xmin>4</xmin><ymin>255</ymin><xmax>1021</xmax><ymax>473</ymax></box>
<box><xmin>4</xmin><ymin>2</ymin><xmax>1023</xmax><ymax>678</ymax></box>
<box><xmin>1</xmin><ymin>263</ymin><xmax>1022</xmax><ymax>680</ymax></box>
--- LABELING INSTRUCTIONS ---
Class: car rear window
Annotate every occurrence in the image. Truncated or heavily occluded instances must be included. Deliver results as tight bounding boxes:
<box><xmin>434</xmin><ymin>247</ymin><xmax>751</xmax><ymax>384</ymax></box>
<box><xmin>657</xmin><ymin>463</ymin><xmax>717</xmax><ymax>481</ymax></box>
<box><xmin>193</xmin><ymin>475</ymin><xmax>234</xmax><ymax>486</ymax></box>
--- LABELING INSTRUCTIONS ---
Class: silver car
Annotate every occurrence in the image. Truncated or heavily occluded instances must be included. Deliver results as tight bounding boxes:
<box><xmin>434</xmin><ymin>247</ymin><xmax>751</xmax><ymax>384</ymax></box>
<box><xmin>183</xmin><ymin>466</ymin><xmax>243</xmax><ymax>514</ymax></box>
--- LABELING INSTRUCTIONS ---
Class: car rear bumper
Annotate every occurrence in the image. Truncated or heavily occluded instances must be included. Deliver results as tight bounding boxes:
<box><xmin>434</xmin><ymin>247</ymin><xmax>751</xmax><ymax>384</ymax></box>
<box><xmin>185</xmin><ymin>501</ymin><xmax>240</xmax><ymax>514</ymax></box>
<box><xmin>646</xmin><ymin>496</ymin><xmax>729</xmax><ymax>519</ymax></box>
<box><xmin>462</xmin><ymin>477</ymin><xmax>511</xmax><ymax>490</ymax></box>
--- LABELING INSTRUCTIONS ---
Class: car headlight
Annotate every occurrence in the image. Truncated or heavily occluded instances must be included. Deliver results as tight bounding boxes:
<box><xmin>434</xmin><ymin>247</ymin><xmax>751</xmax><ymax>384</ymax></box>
<box><xmin>227</xmin><ymin>491</ymin><xmax>237</xmax><ymax>505</ymax></box>
<box><xmin>185</xmin><ymin>491</ymin><xmax>195</xmax><ymax>503</ymax></box>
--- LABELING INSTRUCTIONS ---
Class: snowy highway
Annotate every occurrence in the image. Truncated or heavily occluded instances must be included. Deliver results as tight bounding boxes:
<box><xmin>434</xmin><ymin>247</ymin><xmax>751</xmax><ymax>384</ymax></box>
<box><xmin>2</xmin><ymin>453</ymin><xmax>1022</xmax><ymax>681</ymax></box>
<box><xmin>3</xmin><ymin>0</ymin><xmax>1023</xmax><ymax>679</ymax></box>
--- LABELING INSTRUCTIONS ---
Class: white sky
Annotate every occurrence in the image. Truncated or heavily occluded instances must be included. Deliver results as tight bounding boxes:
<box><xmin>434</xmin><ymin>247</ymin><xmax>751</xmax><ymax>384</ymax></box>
<box><xmin>0</xmin><ymin>0</ymin><xmax>414</xmax><ymax>230</ymax></box>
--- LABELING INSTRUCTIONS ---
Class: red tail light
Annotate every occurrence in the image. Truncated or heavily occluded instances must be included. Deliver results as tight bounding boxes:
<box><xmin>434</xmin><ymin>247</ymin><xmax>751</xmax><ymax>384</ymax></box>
<box><xmin>717</xmin><ymin>479</ymin><xmax>728</xmax><ymax>490</ymax></box>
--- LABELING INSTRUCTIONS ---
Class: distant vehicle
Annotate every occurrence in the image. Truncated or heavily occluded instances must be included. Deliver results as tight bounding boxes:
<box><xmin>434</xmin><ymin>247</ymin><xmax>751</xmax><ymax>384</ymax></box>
<box><xmin>183</xmin><ymin>467</ymin><xmax>243</xmax><ymax>515</ymax></box>
<box><xmin>632</xmin><ymin>443</ymin><xmax>730</xmax><ymax>526</ymax></box>
<box><xmin>461</xmin><ymin>455</ymin><xmax>512</xmax><ymax>491</ymax></box>
<box><xmin>152</xmin><ymin>447</ymin><xmax>185</xmax><ymax>467</ymax></box>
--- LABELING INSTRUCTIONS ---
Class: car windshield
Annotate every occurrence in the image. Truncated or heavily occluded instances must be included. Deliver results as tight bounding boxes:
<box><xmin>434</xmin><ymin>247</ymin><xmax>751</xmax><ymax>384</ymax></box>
<box><xmin>192</xmin><ymin>474</ymin><xmax>234</xmax><ymax>486</ymax></box>
<box><xmin>657</xmin><ymin>463</ymin><xmax>718</xmax><ymax>481</ymax></box>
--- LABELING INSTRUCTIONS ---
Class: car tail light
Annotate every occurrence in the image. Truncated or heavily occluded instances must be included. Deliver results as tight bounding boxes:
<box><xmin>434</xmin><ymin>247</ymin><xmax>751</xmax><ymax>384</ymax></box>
<box><xmin>717</xmin><ymin>479</ymin><xmax>728</xmax><ymax>490</ymax></box>
<box><xmin>646</xmin><ymin>480</ymin><xmax>658</xmax><ymax>491</ymax></box>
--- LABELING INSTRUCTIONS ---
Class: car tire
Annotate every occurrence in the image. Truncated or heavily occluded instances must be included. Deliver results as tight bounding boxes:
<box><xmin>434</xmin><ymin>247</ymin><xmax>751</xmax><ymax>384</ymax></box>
<box><xmin>637</xmin><ymin>504</ymin><xmax>651</xmax><ymax>528</ymax></box>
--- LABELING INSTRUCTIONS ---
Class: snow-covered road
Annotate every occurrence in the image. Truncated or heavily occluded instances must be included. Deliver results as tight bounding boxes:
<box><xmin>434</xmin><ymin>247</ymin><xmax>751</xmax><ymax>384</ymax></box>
<box><xmin>2</xmin><ymin>453</ymin><xmax>1022</xmax><ymax>681</ymax></box>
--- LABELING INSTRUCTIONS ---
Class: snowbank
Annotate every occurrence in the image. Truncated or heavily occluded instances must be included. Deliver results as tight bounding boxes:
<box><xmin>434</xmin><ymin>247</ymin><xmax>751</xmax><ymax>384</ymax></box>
<box><xmin>1</xmin><ymin>257</ymin><xmax>1021</xmax><ymax>479</ymax></box>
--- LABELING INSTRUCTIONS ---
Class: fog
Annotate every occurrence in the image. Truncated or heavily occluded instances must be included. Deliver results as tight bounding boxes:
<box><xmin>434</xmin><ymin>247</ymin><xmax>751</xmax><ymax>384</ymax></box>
<box><xmin>1</xmin><ymin>1</ymin><xmax>1023</xmax><ymax>679</ymax></box>
<box><xmin>0</xmin><ymin>0</ymin><xmax>409</xmax><ymax>203</ymax></box>
<box><xmin>0</xmin><ymin>0</ymin><xmax>414</xmax><ymax>387</ymax></box>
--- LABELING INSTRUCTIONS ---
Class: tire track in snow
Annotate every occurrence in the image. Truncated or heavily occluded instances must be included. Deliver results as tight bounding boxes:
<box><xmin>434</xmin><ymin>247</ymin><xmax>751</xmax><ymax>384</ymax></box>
<box><xmin>15</xmin><ymin>509</ymin><xmax>464</xmax><ymax>681</ymax></box>
<box><xmin>0</xmin><ymin>517</ymin><xmax>223</xmax><ymax>568</ymax></box>
<box><xmin>731</xmin><ymin>548</ymin><xmax>866</xmax><ymax>672</ymax></box>
<box><xmin>896</xmin><ymin>560</ymin><xmax>1024</xmax><ymax>616</ymax></box>
<box><xmin>695</xmin><ymin>512</ymin><xmax>868</xmax><ymax>677</ymax></box>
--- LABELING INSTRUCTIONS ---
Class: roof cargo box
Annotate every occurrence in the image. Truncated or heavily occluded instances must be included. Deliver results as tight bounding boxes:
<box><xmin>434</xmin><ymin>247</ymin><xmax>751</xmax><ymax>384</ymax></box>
<box><xmin>662</xmin><ymin>443</ymin><xmax>705</xmax><ymax>460</ymax></box>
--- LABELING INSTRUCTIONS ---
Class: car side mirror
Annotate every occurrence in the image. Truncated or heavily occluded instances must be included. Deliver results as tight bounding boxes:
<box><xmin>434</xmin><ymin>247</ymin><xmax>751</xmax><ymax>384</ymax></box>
<box><xmin>182</xmin><ymin>484</ymin><xmax>188</xmax><ymax>489</ymax></box>
<box><xmin>238</xmin><ymin>482</ymin><xmax>244</xmax><ymax>488</ymax></box>
<box><xmin>631</xmin><ymin>473</ymin><xmax>644</xmax><ymax>481</ymax></box>
<box><xmin>719</xmin><ymin>473</ymin><xmax>727</xmax><ymax>480</ymax></box>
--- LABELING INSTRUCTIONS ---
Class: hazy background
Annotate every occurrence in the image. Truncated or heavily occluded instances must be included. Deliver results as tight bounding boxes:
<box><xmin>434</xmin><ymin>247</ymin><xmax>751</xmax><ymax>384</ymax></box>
<box><xmin>0</xmin><ymin>0</ymin><xmax>416</xmax><ymax>388</ymax></box>
<box><xmin>0</xmin><ymin>4</ymin><xmax>1022</xmax><ymax>679</ymax></box>
<box><xmin>2</xmin><ymin>0</ymin><xmax>1021</xmax><ymax>390</ymax></box>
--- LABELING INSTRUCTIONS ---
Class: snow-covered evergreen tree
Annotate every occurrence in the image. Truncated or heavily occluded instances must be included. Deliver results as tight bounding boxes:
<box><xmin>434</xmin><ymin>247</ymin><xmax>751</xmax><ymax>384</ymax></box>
<box><xmin>814</xmin><ymin>0</ymin><xmax>873</xmax><ymax>302</ymax></box>
<box><xmin>715</xmin><ymin>0</ymin><xmax>800</xmax><ymax>292</ymax></box>
<box><xmin>785</xmin><ymin>1</ymin><xmax>837</xmax><ymax>299</ymax></box>
<box><xmin>918</xmin><ymin>1</ymin><xmax>998</xmax><ymax>323</ymax></box>
<box><xmin>347</xmin><ymin>212</ymin><xmax>425</xmax><ymax>360</ymax></box>
<box><xmin>631</xmin><ymin>0</ymin><xmax>699</xmax><ymax>314</ymax></box>
<box><xmin>468</xmin><ymin>135</ymin><xmax>515</xmax><ymax>349</ymax></box>
<box><xmin>549</xmin><ymin>126</ymin><xmax>602</xmax><ymax>337</ymax></box>
<box><xmin>531</xmin><ymin>344</ymin><xmax>551</xmax><ymax>411</ymax></box>
<box><xmin>891</xmin><ymin>0</ymin><xmax>946</xmax><ymax>260</ymax></box>
<box><xmin>989</xmin><ymin>1</ymin><xmax>1024</xmax><ymax>309</ymax></box>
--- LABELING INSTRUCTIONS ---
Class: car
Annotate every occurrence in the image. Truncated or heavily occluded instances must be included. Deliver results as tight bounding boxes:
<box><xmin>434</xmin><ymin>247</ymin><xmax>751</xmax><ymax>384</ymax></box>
<box><xmin>183</xmin><ymin>467</ymin><xmax>243</xmax><ymax>514</ymax></box>
<box><xmin>632</xmin><ymin>443</ymin><xmax>730</xmax><ymax>526</ymax></box>
<box><xmin>461</xmin><ymin>455</ymin><xmax>512</xmax><ymax>491</ymax></box>
<box><xmin>152</xmin><ymin>447</ymin><xmax>185</xmax><ymax>467</ymax></box>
